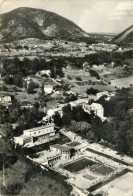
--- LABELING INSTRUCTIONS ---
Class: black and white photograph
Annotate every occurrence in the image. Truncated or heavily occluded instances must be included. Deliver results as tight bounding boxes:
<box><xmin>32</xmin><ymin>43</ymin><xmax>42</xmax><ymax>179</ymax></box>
<box><xmin>0</xmin><ymin>0</ymin><xmax>133</xmax><ymax>195</ymax></box>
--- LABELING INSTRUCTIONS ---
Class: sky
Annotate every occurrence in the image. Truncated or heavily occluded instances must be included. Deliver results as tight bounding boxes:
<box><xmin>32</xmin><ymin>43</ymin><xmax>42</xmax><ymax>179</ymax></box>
<box><xmin>0</xmin><ymin>0</ymin><xmax>133</xmax><ymax>33</ymax></box>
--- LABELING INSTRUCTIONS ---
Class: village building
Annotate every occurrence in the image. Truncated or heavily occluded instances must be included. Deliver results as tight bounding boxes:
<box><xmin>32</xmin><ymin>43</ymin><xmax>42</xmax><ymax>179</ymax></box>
<box><xmin>44</xmin><ymin>84</ymin><xmax>53</xmax><ymax>94</ymax></box>
<box><xmin>37</xmin><ymin>70</ymin><xmax>50</xmax><ymax>77</ymax></box>
<box><xmin>50</xmin><ymin>142</ymin><xmax>87</xmax><ymax>161</ymax></box>
<box><xmin>47</xmin><ymin>107</ymin><xmax>63</xmax><ymax>118</ymax></box>
<box><xmin>83</xmin><ymin>102</ymin><xmax>106</xmax><ymax>121</ymax></box>
<box><xmin>0</xmin><ymin>95</ymin><xmax>12</xmax><ymax>105</ymax></box>
<box><xmin>50</xmin><ymin>144</ymin><xmax>71</xmax><ymax>160</ymax></box>
<box><xmin>14</xmin><ymin>123</ymin><xmax>59</xmax><ymax>147</ymax></box>
<box><xmin>43</xmin><ymin>78</ymin><xmax>57</xmax><ymax>94</ymax></box>
<box><xmin>32</xmin><ymin>142</ymin><xmax>87</xmax><ymax>168</ymax></box>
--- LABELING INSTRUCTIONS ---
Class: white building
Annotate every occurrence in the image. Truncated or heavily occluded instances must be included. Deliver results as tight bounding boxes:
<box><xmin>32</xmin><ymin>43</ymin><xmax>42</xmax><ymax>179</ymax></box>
<box><xmin>50</xmin><ymin>142</ymin><xmax>87</xmax><ymax>160</ymax></box>
<box><xmin>37</xmin><ymin>70</ymin><xmax>50</xmax><ymax>77</ymax></box>
<box><xmin>0</xmin><ymin>95</ymin><xmax>12</xmax><ymax>105</ymax></box>
<box><xmin>83</xmin><ymin>103</ymin><xmax>106</xmax><ymax>121</ymax></box>
<box><xmin>14</xmin><ymin>123</ymin><xmax>59</xmax><ymax>147</ymax></box>
<box><xmin>44</xmin><ymin>84</ymin><xmax>53</xmax><ymax>94</ymax></box>
<box><xmin>47</xmin><ymin>107</ymin><xmax>63</xmax><ymax>118</ymax></box>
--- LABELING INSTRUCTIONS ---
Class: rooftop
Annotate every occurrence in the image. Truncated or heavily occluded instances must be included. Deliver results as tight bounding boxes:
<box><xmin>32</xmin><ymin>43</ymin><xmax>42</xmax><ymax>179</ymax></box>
<box><xmin>44</xmin><ymin>78</ymin><xmax>57</xmax><ymax>86</ymax></box>
<box><xmin>50</xmin><ymin>144</ymin><xmax>71</xmax><ymax>151</ymax></box>
<box><xmin>24</xmin><ymin>123</ymin><xmax>54</xmax><ymax>133</ymax></box>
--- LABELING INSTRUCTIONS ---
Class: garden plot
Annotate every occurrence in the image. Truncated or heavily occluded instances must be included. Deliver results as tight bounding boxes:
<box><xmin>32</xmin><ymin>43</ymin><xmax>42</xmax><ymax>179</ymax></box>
<box><xmin>63</xmin><ymin>157</ymin><xmax>96</xmax><ymax>173</ymax></box>
<box><xmin>90</xmin><ymin>164</ymin><xmax>115</xmax><ymax>175</ymax></box>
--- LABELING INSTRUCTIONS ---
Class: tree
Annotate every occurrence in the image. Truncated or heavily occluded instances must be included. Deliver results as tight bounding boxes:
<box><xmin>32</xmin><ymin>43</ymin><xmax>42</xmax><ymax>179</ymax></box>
<box><xmin>86</xmin><ymin>88</ymin><xmax>99</xmax><ymax>95</ymax></box>
<box><xmin>4</xmin><ymin>160</ymin><xmax>30</xmax><ymax>195</ymax></box>
<box><xmin>3</xmin><ymin>124</ymin><xmax>13</xmax><ymax>139</ymax></box>
<box><xmin>27</xmin><ymin>81</ymin><xmax>38</xmax><ymax>94</ymax></box>
<box><xmin>53</xmin><ymin>112</ymin><xmax>62</xmax><ymax>127</ymax></box>
<box><xmin>89</xmin><ymin>69</ymin><xmax>100</xmax><ymax>79</ymax></box>
<box><xmin>13</xmin><ymin>74</ymin><xmax>23</xmax><ymax>88</ymax></box>
<box><xmin>91</xmin><ymin>116</ymin><xmax>103</xmax><ymax>142</ymax></box>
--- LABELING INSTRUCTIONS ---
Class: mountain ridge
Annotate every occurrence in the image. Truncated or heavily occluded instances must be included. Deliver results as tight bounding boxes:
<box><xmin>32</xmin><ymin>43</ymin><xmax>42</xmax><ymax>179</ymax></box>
<box><xmin>0</xmin><ymin>7</ymin><xmax>89</xmax><ymax>42</ymax></box>
<box><xmin>112</xmin><ymin>24</ymin><xmax>133</xmax><ymax>44</ymax></box>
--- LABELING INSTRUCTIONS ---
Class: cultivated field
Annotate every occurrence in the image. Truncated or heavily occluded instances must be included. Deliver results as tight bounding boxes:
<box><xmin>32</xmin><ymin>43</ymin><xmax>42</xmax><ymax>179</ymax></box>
<box><xmin>71</xmin><ymin>84</ymin><xmax>115</xmax><ymax>94</ymax></box>
<box><xmin>110</xmin><ymin>76</ymin><xmax>133</xmax><ymax>88</ymax></box>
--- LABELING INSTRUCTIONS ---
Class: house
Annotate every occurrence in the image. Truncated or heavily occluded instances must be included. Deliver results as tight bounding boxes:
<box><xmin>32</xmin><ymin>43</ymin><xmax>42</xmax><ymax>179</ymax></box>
<box><xmin>43</xmin><ymin>79</ymin><xmax>57</xmax><ymax>94</ymax></box>
<box><xmin>47</xmin><ymin>107</ymin><xmax>63</xmax><ymax>118</ymax></box>
<box><xmin>50</xmin><ymin>142</ymin><xmax>87</xmax><ymax>160</ymax></box>
<box><xmin>0</xmin><ymin>95</ymin><xmax>12</xmax><ymax>105</ymax></box>
<box><xmin>37</xmin><ymin>70</ymin><xmax>50</xmax><ymax>77</ymax></box>
<box><xmin>44</xmin><ymin>84</ymin><xmax>53</xmax><ymax>94</ymax></box>
<box><xmin>83</xmin><ymin>102</ymin><xmax>106</xmax><ymax>121</ymax></box>
<box><xmin>50</xmin><ymin>144</ymin><xmax>71</xmax><ymax>159</ymax></box>
<box><xmin>14</xmin><ymin>123</ymin><xmax>59</xmax><ymax>147</ymax></box>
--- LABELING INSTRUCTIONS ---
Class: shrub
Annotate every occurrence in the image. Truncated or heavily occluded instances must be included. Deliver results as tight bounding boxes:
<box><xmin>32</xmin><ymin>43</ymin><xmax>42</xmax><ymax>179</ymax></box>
<box><xmin>27</xmin><ymin>81</ymin><xmax>38</xmax><ymax>94</ymax></box>
<box><xmin>75</xmin><ymin>76</ymin><xmax>82</xmax><ymax>81</ymax></box>
<box><xmin>86</xmin><ymin>87</ymin><xmax>99</xmax><ymax>95</ymax></box>
<box><xmin>89</xmin><ymin>69</ymin><xmax>100</xmax><ymax>79</ymax></box>
<box><xmin>67</xmin><ymin>75</ymin><xmax>72</xmax><ymax>80</ymax></box>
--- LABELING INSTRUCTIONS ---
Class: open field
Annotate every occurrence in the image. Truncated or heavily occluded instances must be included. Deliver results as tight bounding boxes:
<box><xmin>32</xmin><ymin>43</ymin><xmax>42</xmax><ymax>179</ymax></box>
<box><xmin>71</xmin><ymin>84</ymin><xmax>115</xmax><ymax>94</ymax></box>
<box><xmin>110</xmin><ymin>76</ymin><xmax>133</xmax><ymax>88</ymax></box>
<box><xmin>63</xmin><ymin>68</ymin><xmax>97</xmax><ymax>84</ymax></box>
<box><xmin>63</xmin><ymin>157</ymin><xmax>96</xmax><ymax>173</ymax></box>
<box><xmin>16</xmin><ymin>90</ymin><xmax>40</xmax><ymax>104</ymax></box>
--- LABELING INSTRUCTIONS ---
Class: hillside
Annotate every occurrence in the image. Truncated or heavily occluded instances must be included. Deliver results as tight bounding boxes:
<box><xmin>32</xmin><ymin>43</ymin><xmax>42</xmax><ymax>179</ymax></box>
<box><xmin>0</xmin><ymin>7</ymin><xmax>89</xmax><ymax>42</ymax></box>
<box><xmin>112</xmin><ymin>24</ymin><xmax>133</xmax><ymax>45</ymax></box>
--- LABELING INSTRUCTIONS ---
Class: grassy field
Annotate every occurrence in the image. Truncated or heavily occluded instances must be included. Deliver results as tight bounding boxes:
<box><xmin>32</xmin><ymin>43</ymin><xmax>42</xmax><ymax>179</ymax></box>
<box><xmin>63</xmin><ymin>158</ymin><xmax>96</xmax><ymax>173</ymax></box>
<box><xmin>71</xmin><ymin>84</ymin><xmax>115</xmax><ymax>94</ymax></box>
<box><xmin>16</xmin><ymin>90</ymin><xmax>40</xmax><ymax>104</ymax></box>
<box><xmin>64</xmin><ymin>68</ymin><xmax>97</xmax><ymax>84</ymax></box>
<box><xmin>110</xmin><ymin>76</ymin><xmax>133</xmax><ymax>88</ymax></box>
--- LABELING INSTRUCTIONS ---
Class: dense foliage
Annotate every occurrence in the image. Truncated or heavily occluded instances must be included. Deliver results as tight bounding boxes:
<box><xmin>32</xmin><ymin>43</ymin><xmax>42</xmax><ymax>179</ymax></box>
<box><xmin>95</xmin><ymin>88</ymin><xmax>133</xmax><ymax>156</ymax></box>
<box><xmin>86</xmin><ymin>87</ymin><xmax>99</xmax><ymax>95</ymax></box>
<box><xmin>2</xmin><ymin>57</ymin><xmax>65</xmax><ymax>88</ymax></box>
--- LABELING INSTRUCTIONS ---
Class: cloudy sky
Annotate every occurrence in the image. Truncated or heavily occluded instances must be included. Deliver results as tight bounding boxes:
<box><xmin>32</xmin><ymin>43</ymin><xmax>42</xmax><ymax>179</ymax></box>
<box><xmin>0</xmin><ymin>0</ymin><xmax>132</xmax><ymax>33</ymax></box>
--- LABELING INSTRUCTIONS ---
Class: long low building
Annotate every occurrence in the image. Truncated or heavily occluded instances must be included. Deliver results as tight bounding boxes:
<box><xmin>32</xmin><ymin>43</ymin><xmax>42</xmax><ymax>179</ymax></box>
<box><xmin>14</xmin><ymin>123</ymin><xmax>59</xmax><ymax>147</ymax></box>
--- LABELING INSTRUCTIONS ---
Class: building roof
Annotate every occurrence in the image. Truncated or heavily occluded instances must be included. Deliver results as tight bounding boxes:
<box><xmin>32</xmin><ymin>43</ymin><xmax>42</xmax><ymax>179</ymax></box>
<box><xmin>44</xmin><ymin>78</ymin><xmax>56</xmax><ymax>86</ymax></box>
<box><xmin>50</xmin><ymin>144</ymin><xmax>71</xmax><ymax>151</ymax></box>
<box><xmin>24</xmin><ymin>123</ymin><xmax>54</xmax><ymax>133</ymax></box>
